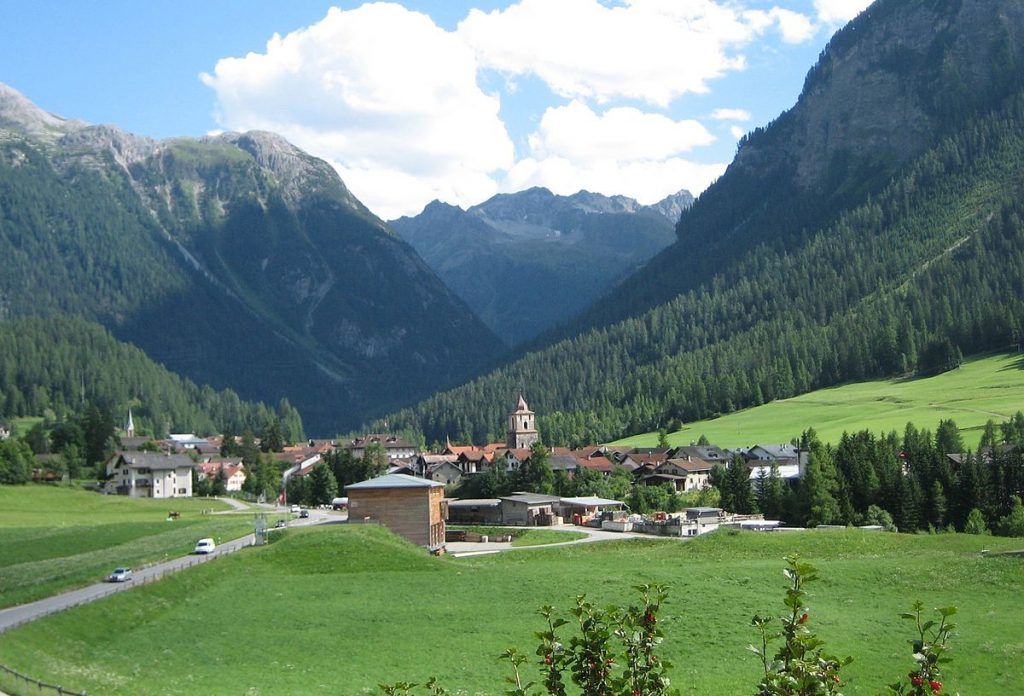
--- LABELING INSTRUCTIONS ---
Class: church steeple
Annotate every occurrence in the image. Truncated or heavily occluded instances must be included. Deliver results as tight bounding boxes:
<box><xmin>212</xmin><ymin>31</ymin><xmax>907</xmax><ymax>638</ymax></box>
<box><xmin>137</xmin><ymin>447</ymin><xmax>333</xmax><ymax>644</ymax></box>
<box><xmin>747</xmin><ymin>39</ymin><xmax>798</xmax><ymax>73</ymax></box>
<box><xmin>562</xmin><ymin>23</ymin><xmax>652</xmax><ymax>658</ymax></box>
<box><xmin>125</xmin><ymin>408</ymin><xmax>135</xmax><ymax>438</ymax></box>
<box><xmin>507</xmin><ymin>394</ymin><xmax>538</xmax><ymax>449</ymax></box>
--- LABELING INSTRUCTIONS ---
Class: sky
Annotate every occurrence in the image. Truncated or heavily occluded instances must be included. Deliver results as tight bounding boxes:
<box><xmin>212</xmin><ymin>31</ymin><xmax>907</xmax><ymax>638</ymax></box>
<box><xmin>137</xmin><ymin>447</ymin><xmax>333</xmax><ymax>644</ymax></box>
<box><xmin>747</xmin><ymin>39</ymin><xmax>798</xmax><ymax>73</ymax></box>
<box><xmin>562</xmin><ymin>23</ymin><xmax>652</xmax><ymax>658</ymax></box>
<box><xmin>1</xmin><ymin>0</ymin><xmax>873</xmax><ymax>219</ymax></box>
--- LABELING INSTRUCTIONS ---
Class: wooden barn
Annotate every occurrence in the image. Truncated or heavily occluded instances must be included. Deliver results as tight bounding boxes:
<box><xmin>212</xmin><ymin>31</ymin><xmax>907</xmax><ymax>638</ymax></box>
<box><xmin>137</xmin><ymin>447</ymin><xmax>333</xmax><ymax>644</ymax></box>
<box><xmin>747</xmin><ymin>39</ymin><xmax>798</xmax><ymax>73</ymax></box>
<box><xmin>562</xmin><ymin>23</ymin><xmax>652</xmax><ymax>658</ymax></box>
<box><xmin>345</xmin><ymin>474</ymin><xmax>447</xmax><ymax>552</ymax></box>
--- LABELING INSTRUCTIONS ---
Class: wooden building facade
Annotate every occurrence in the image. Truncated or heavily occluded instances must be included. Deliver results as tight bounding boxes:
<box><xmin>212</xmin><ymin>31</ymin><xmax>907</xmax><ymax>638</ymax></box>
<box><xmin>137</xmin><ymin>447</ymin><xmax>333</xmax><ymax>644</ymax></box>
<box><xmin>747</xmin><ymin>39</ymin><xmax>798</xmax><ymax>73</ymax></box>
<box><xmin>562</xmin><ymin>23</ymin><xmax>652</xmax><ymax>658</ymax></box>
<box><xmin>346</xmin><ymin>474</ymin><xmax>447</xmax><ymax>552</ymax></box>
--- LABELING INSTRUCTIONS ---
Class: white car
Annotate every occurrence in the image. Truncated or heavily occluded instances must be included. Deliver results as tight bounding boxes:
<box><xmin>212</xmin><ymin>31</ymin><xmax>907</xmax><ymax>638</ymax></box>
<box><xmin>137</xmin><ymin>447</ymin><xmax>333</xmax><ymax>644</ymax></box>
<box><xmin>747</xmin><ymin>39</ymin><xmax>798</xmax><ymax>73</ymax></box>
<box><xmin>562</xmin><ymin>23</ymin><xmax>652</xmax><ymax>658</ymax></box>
<box><xmin>194</xmin><ymin>538</ymin><xmax>216</xmax><ymax>554</ymax></box>
<box><xmin>108</xmin><ymin>567</ymin><xmax>133</xmax><ymax>583</ymax></box>
<box><xmin>290</xmin><ymin>504</ymin><xmax>301</xmax><ymax>514</ymax></box>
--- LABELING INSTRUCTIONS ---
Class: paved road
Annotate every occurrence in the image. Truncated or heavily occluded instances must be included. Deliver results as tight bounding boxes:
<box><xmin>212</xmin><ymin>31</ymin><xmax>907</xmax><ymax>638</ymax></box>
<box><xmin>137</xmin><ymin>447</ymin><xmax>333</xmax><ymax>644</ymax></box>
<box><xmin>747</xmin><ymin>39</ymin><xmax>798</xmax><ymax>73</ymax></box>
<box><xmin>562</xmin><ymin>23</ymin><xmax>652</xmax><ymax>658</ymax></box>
<box><xmin>447</xmin><ymin>524</ymin><xmax>657</xmax><ymax>557</ymax></box>
<box><xmin>0</xmin><ymin>508</ymin><xmax>340</xmax><ymax>635</ymax></box>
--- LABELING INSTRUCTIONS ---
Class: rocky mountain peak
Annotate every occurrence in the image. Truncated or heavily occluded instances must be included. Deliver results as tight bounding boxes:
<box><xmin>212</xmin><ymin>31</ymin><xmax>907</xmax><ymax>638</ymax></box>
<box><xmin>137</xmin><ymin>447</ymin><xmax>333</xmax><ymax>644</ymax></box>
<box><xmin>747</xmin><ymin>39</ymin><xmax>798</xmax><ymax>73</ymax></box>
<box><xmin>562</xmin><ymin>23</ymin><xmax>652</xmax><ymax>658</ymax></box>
<box><xmin>735</xmin><ymin>0</ymin><xmax>1024</xmax><ymax>189</ymax></box>
<box><xmin>643</xmin><ymin>189</ymin><xmax>695</xmax><ymax>223</ymax></box>
<box><xmin>0</xmin><ymin>82</ymin><xmax>86</xmax><ymax>143</ymax></box>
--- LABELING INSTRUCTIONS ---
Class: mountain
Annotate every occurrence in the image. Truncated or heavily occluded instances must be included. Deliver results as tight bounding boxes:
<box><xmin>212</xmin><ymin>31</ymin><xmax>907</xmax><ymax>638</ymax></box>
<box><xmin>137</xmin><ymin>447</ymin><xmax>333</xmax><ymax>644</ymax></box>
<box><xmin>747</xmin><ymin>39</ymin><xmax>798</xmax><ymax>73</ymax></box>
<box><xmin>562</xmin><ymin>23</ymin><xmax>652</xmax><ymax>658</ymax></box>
<box><xmin>381</xmin><ymin>0</ymin><xmax>1024</xmax><ymax>446</ymax></box>
<box><xmin>389</xmin><ymin>187</ymin><xmax>689</xmax><ymax>345</ymax></box>
<box><xmin>0</xmin><ymin>316</ymin><xmax>293</xmax><ymax>438</ymax></box>
<box><xmin>0</xmin><ymin>83</ymin><xmax>504</xmax><ymax>434</ymax></box>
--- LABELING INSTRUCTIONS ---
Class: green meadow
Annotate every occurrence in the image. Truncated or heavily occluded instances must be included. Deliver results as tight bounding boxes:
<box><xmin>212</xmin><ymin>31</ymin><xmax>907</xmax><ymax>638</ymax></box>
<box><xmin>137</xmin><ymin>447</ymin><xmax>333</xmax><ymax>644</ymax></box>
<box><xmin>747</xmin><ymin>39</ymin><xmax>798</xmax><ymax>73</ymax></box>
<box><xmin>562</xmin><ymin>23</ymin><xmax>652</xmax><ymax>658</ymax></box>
<box><xmin>0</xmin><ymin>486</ymin><xmax>252</xmax><ymax>608</ymax></box>
<box><xmin>1</xmin><ymin>525</ymin><xmax>1020</xmax><ymax>695</ymax></box>
<box><xmin>616</xmin><ymin>352</ymin><xmax>1024</xmax><ymax>449</ymax></box>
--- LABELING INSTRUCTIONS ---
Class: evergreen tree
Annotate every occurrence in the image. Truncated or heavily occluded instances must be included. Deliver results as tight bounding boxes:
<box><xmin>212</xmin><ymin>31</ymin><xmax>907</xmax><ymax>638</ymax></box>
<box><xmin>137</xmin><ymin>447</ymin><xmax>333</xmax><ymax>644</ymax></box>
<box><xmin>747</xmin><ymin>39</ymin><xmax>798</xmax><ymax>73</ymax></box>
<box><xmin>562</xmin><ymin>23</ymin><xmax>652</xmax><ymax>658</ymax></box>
<box><xmin>963</xmin><ymin>507</ymin><xmax>990</xmax><ymax>535</ymax></box>
<box><xmin>308</xmin><ymin>463</ymin><xmax>338</xmax><ymax>506</ymax></box>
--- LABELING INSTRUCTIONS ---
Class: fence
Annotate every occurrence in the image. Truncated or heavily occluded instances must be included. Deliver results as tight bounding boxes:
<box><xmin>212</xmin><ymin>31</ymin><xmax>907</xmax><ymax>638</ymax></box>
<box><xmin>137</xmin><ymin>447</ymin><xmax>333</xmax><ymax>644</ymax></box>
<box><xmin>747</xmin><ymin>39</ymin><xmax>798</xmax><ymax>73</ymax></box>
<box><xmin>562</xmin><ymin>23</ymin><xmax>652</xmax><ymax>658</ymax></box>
<box><xmin>0</xmin><ymin>662</ymin><xmax>86</xmax><ymax>696</ymax></box>
<box><xmin>0</xmin><ymin>538</ymin><xmax>255</xmax><ymax>696</ymax></box>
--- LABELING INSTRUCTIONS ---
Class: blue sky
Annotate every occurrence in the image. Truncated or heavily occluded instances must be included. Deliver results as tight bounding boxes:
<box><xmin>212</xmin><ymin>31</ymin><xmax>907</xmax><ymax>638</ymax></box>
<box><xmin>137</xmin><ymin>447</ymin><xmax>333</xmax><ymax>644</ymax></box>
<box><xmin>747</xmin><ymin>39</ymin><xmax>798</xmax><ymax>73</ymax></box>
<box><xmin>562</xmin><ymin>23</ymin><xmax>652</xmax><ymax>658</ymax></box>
<box><xmin>1</xmin><ymin>1</ymin><xmax>872</xmax><ymax>218</ymax></box>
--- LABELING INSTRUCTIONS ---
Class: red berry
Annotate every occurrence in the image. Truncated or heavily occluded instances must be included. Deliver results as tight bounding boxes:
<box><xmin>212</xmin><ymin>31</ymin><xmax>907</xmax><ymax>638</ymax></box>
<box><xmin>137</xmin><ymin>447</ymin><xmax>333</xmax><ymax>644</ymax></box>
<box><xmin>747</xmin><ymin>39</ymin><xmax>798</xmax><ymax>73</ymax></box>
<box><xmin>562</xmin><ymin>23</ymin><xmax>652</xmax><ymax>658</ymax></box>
<box><xmin>929</xmin><ymin>680</ymin><xmax>942</xmax><ymax>693</ymax></box>
<box><xmin>911</xmin><ymin>675</ymin><xmax>923</xmax><ymax>686</ymax></box>
<box><xmin>798</xmin><ymin>613</ymin><xmax>809</xmax><ymax>624</ymax></box>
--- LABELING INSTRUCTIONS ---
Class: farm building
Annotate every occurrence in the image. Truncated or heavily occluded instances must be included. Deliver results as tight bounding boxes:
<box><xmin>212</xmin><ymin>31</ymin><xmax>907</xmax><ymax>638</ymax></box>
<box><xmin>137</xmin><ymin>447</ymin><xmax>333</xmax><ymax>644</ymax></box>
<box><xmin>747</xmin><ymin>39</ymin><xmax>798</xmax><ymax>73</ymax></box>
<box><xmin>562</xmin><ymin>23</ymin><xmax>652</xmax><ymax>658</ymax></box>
<box><xmin>499</xmin><ymin>492</ymin><xmax>562</xmax><ymax>526</ymax></box>
<box><xmin>346</xmin><ymin>474</ymin><xmax>447</xmax><ymax>552</ymax></box>
<box><xmin>447</xmin><ymin>498</ymin><xmax>503</xmax><ymax>525</ymax></box>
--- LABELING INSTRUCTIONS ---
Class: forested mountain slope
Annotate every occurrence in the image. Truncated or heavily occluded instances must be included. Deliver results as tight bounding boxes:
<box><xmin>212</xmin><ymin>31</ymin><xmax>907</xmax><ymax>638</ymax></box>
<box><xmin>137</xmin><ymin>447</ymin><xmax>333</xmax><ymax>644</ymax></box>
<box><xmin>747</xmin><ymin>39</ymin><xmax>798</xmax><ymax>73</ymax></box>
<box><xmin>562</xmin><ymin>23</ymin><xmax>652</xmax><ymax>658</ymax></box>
<box><xmin>391</xmin><ymin>188</ymin><xmax>689</xmax><ymax>345</ymax></box>
<box><xmin>0</xmin><ymin>316</ymin><xmax>293</xmax><ymax>437</ymax></box>
<box><xmin>0</xmin><ymin>84</ymin><xmax>503</xmax><ymax>434</ymax></box>
<box><xmin>382</xmin><ymin>0</ymin><xmax>1024</xmax><ymax>446</ymax></box>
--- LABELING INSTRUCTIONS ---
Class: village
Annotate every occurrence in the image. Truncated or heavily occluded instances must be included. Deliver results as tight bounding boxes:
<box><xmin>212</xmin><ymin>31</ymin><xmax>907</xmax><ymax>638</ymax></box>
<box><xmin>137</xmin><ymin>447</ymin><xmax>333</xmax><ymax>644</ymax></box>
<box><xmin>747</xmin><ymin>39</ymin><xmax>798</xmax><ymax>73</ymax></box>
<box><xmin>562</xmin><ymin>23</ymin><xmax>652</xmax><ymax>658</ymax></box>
<box><xmin>52</xmin><ymin>395</ymin><xmax>907</xmax><ymax>555</ymax></box>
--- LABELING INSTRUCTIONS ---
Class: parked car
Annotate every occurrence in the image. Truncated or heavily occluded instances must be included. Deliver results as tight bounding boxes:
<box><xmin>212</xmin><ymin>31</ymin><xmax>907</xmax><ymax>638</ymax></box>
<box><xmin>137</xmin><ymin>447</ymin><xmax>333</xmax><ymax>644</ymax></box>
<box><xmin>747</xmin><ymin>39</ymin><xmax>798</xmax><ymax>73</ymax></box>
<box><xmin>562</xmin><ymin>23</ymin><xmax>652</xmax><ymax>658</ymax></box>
<box><xmin>274</xmin><ymin>519</ymin><xmax>287</xmax><ymax>528</ymax></box>
<box><xmin>331</xmin><ymin>497</ymin><xmax>348</xmax><ymax>510</ymax></box>
<box><xmin>290</xmin><ymin>504</ymin><xmax>301</xmax><ymax>514</ymax></box>
<box><xmin>194</xmin><ymin>538</ymin><xmax>216</xmax><ymax>554</ymax></box>
<box><xmin>108</xmin><ymin>567</ymin><xmax>133</xmax><ymax>583</ymax></box>
<box><xmin>299</xmin><ymin>508</ymin><xmax>310</xmax><ymax>519</ymax></box>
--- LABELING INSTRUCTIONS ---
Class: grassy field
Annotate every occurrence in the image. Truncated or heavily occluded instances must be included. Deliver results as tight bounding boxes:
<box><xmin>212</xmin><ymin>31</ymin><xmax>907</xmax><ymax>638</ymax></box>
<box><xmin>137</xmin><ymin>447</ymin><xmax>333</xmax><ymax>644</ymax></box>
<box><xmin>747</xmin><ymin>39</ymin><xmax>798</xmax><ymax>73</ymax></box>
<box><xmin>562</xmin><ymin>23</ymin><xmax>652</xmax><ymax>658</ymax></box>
<box><xmin>0</xmin><ymin>485</ymin><xmax>253</xmax><ymax>608</ymax></box>
<box><xmin>615</xmin><ymin>352</ymin><xmax>1024</xmax><ymax>449</ymax></box>
<box><xmin>0</xmin><ymin>525</ymin><xmax>1020</xmax><ymax>695</ymax></box>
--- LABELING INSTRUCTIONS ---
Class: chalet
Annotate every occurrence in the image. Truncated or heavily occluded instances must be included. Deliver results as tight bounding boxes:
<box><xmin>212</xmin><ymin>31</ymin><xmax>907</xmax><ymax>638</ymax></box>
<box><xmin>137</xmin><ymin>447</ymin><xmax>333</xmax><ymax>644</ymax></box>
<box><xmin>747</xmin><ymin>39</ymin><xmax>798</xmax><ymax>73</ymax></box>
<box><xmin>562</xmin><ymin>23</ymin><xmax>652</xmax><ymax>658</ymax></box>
<box><xmin>167</xmin><ymin>433</ymin><xmax>219</xmax><ymax>456</ymax></box>
<box><xmin>499</xmin><ymin>492</ymin><xmax>562</xmax><ymax>526</ymax></box>
<box><xmin>413</xmin><ymin>453</ymin><xmax>458</xmax><ymax>476</ymax></box>
<box><xmin>198</xmin><ymin>458</ymin><xmax>246</xmax><ymax>492</ymax></box>
<box><xmin>344</xmin><ymin>434</ymin><xmax>417</xmax><ymax>460</ymax></box>
<box><xmin>447</xmin><ymin>498</ymin><xmax>503</xmax><ymax>525</ymax></box>
<box><xmin>105</xmin><ymin>452</ymin><xmax>195</xmax><ymax>498</ymax></box>
<box><xmin>0</xmin><ymin>423</ymin><xmax>10</xmax><ymax>440</ymax></box>
<box><xmin>548</xmin><ymin>453</ymin><xmax>584</xmax><ymax>475</ymax></box>
<box><xmin>743</xmin><ymin>444</ymin><xmax>799</xmax><ymax>463</ymax></box>
<box><xmin>346</xmin><ymin>474</ymin><xmax>447</xmax><ymax>552</ymax></box>
<box><xmin>491</xmin><ymin>447</ymin><xmax>531</xmax><ymax>472</ymax></box>
<box><xmin>659</xmin><ymin>457</ymin><xmax>712</xmax><ymax>491</ymax></box>
<box><xmin>670</xmin><ymin>444</ymin><xmax>730</xmax><ymax>463</ymax></box>
<box><xmin>425</xmin><ymin>460</ymin><xmax>463</xmax><ymax>486</ymax></box>
<box><xmin>456</xmin><ymin>450</ymin><xmax>492</xmax><ymax>475</ymax></box>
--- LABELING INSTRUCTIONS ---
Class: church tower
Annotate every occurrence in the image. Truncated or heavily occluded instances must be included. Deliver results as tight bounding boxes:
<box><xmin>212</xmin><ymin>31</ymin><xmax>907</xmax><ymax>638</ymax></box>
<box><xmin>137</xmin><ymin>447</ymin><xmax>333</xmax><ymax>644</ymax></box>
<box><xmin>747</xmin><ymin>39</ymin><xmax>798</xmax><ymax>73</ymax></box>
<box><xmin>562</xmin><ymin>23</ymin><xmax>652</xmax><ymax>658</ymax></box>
<box><xmin>125</xmin><ymin>408</ymin><xmax>135</xmax><ymax>438</ymax></box>
<box><xmin>507</xmin><ymin>395</ymin><xmax>539</xmax><ymax>449</ymax></box>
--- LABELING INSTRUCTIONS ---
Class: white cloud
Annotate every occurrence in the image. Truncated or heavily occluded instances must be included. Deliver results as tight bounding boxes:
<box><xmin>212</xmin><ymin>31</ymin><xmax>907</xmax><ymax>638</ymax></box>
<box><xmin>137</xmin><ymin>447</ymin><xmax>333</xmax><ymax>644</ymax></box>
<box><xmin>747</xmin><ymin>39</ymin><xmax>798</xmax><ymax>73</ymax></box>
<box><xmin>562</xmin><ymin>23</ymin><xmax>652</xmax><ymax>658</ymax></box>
<box><xmin>201</xmin><ymin>3</ymin><xmax>513</xmax><ymax>219</ymax></box>
<box><xmin>505</xmin><ymin>101</ymin><xmax>725</xmax><ymax>203</ymax></box>
<box><xmin>458</xmin><ymin>0</ymin><xmax>813</xmax><ymax>107</ymax></box>
<box><xmin>814</xmin><ymin>0</ymin><xmax>874</xmax><ymax>24</ymax></box>
<box><xmin>730</xmin><ymin>125</ymin><xmax>746</xmax><ymax>139</ymax></box>
<box><xmin>710</xmin><ymin>108</ymin><xmax>752</xmax><ymax>122</ymax></box>
<box><xmin>765</xmin><ymin>7</ymin><xmax>815</xmax><ymax>44</ymax></box>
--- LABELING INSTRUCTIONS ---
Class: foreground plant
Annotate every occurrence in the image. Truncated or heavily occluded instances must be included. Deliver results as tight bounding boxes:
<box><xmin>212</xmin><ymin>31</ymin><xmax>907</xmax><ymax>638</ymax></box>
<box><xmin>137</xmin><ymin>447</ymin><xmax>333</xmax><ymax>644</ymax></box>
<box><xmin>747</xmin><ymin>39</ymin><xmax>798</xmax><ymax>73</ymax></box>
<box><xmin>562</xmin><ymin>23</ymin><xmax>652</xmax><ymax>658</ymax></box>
<box><xmin>749</xmin><ymin>553</ymin><xmax>852</xmax><ymax>695</ymax></box>
<box><xmin>885</xmin><ymin>602</ymin><xmax>957</xmax><ymax>695</ymax></box>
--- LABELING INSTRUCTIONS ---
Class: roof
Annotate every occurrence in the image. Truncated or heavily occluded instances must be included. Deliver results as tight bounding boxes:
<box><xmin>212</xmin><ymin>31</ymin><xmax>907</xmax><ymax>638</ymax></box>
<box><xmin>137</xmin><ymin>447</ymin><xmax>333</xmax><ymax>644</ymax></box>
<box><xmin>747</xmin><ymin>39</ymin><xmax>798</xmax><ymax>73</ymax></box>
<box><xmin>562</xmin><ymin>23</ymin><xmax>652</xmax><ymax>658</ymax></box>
<box><xmin>510</xmin><ymin>394</ymin><xmax>533</xmax><ymax>415</ymax></box>
<box><xmin>117</xmin><ymin>452</ymin><xmax>195</xmax><ymax>471</ymax></box>
<box><xmin>345</xmin><ymin>434</ymin><xmax>415</xmax><ymax>449</ymax></box>
<box><xmin>417</xmin><ymin>454</ymin><xmax>459</xmax><ymax>464</ymax></box>
<box><xmin>560</xmin><ymin>496</ymin><xmax>624</xmax><ymax>507</ymax></box>
<box><xmin>748</xmin><ymin>444</ymin><xmax>798</xmax><ymax>459</ymax></box>
<box><xmin>663</xmin><ymin>457</ymin><xmax>712</xmax><ymax>473</ymax></box>
<box><xmin>346</xmin><ymin>473</ymin><xmax>443</xmax><ymax>490</ymax></box>
<box><xmin>670</xmin><ymin>445</ymin><xmax>729</xmax><ymax>461</ymax></box>
<box><xmin>549</xmin><ymin>454</ymin><xmax>584</xmax><ymax>471</ymax></box>
<box><xmin>749</xmin><ymin>464</ymin><xmax>802</xmax><ymax>480</ymax></box>
<box><xmin>448</xmin><ymin>498</ymin><xmax>502</xmax><ymax>508</ymax></box>
<box><xmin>501</xmin><ymin>492</ymin><xmax>561</xmax><ymax>505</ymax></box>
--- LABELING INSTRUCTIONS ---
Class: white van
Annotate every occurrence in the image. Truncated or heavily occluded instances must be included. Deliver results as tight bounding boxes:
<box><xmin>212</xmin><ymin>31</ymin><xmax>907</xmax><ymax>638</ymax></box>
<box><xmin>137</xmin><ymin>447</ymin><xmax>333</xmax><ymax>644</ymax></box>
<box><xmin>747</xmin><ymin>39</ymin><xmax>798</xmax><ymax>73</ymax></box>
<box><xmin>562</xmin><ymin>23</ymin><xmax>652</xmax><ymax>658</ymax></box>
<box><xmin>194</xmin><ymin>538</ymin><xmax>216</xmax><ymax>554</ymax></box>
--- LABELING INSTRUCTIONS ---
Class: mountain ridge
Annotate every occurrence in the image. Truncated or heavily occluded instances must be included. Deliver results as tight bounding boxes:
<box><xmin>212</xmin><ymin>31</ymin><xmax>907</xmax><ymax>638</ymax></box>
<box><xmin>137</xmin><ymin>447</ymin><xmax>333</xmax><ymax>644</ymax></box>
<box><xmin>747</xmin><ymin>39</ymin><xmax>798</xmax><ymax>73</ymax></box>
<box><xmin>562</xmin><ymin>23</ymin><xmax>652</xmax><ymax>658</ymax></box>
<box><xmin>390</xmin><ymin>186</ymin><xmax>691</xmax><ymax>345</ymax></box>
<box><xmin>0</xmin><ymin>83</ymin><xmax>504</xmax><ymax>435</ymax></box>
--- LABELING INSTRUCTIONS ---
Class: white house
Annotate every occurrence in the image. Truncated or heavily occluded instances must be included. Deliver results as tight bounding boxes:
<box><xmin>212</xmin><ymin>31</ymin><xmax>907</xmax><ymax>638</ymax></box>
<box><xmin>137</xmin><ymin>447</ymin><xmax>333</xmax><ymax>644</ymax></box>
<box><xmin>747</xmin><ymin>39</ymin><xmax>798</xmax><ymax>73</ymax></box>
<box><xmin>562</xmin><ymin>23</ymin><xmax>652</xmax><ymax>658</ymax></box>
<box><xmin>105</xmin><ymin>452</ymin><xmax>195</xmax><ymax>498</ymax></box>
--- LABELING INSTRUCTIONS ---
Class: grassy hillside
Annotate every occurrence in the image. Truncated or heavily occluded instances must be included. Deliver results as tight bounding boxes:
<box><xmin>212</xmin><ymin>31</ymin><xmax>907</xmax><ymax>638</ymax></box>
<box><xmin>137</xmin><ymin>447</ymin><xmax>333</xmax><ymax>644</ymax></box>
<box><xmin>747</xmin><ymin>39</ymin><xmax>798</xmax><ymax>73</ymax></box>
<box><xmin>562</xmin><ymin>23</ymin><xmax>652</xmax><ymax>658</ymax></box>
<box><xmin>1</xmin><ymin>525</ymin><xmax>1021</xmax><ymax>694</ymax></box>
<box><xmin>0</xmin><ymin>486</ymin><xmax>252</xmax><ymax>608</ymax></box>
<box><xmin>615</xmin><ymin>352</ymin><xmax>1024</xmax><ymax>449</ymax></box>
